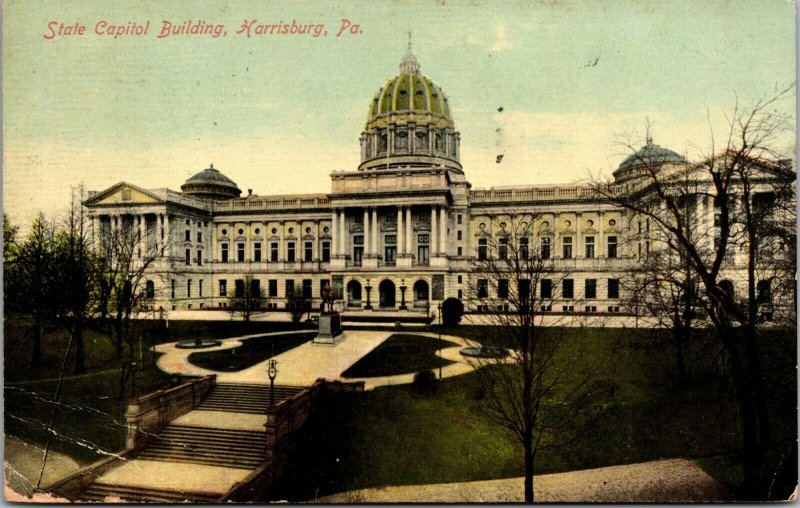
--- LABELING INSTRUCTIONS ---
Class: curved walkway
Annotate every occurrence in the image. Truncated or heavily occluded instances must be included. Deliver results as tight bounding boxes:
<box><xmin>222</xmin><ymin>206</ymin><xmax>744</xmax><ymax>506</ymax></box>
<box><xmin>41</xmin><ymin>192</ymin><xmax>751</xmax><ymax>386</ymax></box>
<box><xmin>155</xmin><ymin>330</ymin><xmax>481</xmax><ymax>389</ymax></box>
<box><xmin>317</xmin><ymin>458</ymin><xmax>733</xmax><ymax>503</ymax></box>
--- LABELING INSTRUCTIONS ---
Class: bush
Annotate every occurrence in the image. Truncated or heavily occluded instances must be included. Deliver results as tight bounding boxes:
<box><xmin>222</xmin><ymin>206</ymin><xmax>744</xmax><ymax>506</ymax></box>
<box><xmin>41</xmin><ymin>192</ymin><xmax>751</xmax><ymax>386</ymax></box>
<box><xmin>441</xmin><ymin>298</ymin><xmax>464</xmax><ymax>327</ymax></box>
<box><xmin>411</xmin><ymin>369</ymin><xmax>438</xmax><ymax>394</ymax></box>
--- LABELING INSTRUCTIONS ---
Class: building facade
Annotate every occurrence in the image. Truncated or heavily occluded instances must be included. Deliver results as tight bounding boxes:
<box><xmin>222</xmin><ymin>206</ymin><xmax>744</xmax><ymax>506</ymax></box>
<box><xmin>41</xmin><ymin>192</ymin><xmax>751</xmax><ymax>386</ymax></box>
<box><xmin>84</xmin><ymin>46</ymin><xmax>794</xmax><ymax>318</ymax></box>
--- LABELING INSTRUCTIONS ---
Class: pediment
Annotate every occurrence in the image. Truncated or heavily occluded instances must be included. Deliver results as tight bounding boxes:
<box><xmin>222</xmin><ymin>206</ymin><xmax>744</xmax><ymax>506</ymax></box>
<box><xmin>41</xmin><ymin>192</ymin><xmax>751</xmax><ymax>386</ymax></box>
<box><xmin>86</xmin><ymin>182</ymin><xmax>163</xmax><ymax>206</ymax></box>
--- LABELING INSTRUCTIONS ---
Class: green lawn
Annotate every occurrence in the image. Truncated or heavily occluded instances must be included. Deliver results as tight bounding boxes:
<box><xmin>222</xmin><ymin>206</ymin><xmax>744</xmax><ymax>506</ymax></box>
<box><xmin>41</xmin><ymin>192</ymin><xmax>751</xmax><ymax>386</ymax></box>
<box><xmin>187</xmin><ymin>332</ymin><xmax>317</xmax><ymax>372</ymax></box>
<box><xmin>341</xmin><ymin>333</ymin><xmax>458</xmax><ymax>378</ymax></box>
<box><xmin>275</xmin><ymin>326</ymin><xmax>796</xmax><ymax>501</ymax></box>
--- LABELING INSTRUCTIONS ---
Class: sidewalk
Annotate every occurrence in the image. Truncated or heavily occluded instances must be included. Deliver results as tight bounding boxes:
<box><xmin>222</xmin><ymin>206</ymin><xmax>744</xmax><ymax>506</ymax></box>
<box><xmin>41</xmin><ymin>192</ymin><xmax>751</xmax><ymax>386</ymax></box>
<box><xmin>155</xmin><ymin>330</ymin><xmax>479</xmax><ymax>389</ymax></box>
<box><xmin>317</xmin><ymin>458</ymin><xmax>733</xmax><ymax>503</ymax></box>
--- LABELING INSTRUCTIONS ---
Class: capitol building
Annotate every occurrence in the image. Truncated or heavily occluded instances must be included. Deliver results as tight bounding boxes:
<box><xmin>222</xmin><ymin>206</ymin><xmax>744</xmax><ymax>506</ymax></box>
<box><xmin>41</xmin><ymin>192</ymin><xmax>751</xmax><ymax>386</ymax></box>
<box><xmin>83</xmin><ymin>46</ymin><xmax>790</xmax><ymax>319</ymax></box>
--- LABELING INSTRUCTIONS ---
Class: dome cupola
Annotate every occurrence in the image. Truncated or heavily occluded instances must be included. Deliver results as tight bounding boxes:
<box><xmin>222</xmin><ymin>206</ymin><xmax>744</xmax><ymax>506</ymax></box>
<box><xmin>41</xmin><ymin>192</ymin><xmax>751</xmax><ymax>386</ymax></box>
<box><xmin>359</xmin><ymin>39</ymin><xmax>462</xmax><ymax>173</ymax></box>
<box><xmin>180</xmin><ymin>164</ymin><xmax>241</xmax><ymax>201</ymax></box>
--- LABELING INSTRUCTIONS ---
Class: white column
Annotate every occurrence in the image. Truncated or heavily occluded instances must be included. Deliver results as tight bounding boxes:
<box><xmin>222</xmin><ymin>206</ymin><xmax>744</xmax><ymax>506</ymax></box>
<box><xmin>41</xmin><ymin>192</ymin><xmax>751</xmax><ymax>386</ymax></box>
<box><xmin>431</xmin><ymin>206</ymin><xmax>438</xmax><ymax>255</ymax></box>
<box><xmin>371</xmin><ymin>208</ymin><xmax>378</xmax><ymax>256</ymax></box>
<box><xmin>339</xmin><ymin>209</ymin><xmax>346</xmax><ymax>256</ymax></box>
<box><xmin>314</xmin><ymin>220</ymin><xmax>320</xmax><ymax>261</ymax></box>
<box><xmin>331</xmin><ymin>210</ymin><xmax>338</xmax><ymax>257</ymax></box>
<box><xmin>165</xmin><ymin>215</ymin><xmax>171</xmax><ymax>258</ymax></box>
<box><xmin>363</xmin><ymin>208</ymin><xmax>370</xmax><ymax>255</ymax></box>
<box><xmin>139</xmin><ymin>215</ymin><xmax>145</xmax><ymax>256</ymax></box>
<box><xmin>397</xmin><ymin>207</ymin><xmax>404</xmax><ymax>255</ymax></box>
<box><xmin>406</xmin><ymin>207</ymin><xmax>412</xmax><ymax>255</ymax></box>
<box><xmin>278</xmin><ymin>221</ymin><xmax>284</xmax><ymax>262</ymax></box>
<box><xmin>439</xmin><ymin>206</ymin><xmax>447</xmax><ymax>255</ymax></box>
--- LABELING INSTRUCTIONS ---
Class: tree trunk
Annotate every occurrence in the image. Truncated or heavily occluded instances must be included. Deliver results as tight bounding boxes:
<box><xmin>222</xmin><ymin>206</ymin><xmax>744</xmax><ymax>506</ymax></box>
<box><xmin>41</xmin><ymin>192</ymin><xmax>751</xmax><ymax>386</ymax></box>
<box><xmin>673</xmin><ymin>325</ymin><xmax>687</xmax><ymax>388</ymax></box>
<box><xmin>523</xmin><ymin>430</ymin><xmax>534</xmax><ymax>503</ymax></box>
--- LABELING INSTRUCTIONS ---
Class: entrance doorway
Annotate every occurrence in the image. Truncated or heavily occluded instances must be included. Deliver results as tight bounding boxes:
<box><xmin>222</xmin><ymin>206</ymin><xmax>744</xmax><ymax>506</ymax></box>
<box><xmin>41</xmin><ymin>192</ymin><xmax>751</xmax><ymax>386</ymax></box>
<box><xmin>379</xmin><ymin>279</ymin><xmax>396</xmax><ymax>308</ymax></box>
<box><xmin>413</xmin><ymin>280</ymin><xmax>429</xmax><ymax>308</ymax></box>
<box><xmin>347</xmin><ymin>280</ymin><xmax>362</xmax><ymax>307</ymax></box>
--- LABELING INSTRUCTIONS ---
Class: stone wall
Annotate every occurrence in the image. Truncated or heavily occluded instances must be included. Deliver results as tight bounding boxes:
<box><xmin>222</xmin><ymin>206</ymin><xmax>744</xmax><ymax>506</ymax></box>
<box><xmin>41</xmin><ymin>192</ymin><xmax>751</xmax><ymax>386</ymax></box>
<box><xmin>125</xmin><ymin>374</ymin><xmax>216</xmax><ymax>450</ymax></box>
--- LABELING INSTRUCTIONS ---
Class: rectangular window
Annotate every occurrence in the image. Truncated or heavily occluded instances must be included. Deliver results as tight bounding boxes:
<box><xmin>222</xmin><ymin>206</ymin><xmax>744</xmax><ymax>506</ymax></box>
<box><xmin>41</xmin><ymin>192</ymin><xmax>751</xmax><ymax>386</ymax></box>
<box><xmin>322</xmin><ymin>241</ymin><xmax>331</xmax><ymax>262</ymax></box>
<box><xmin>608</xmin><ymin>278</ymin><xmax>620</xmax><ymax>299</ymax></box>
<box><xmin>385</xmin><ymin>246</ymin><xmax>396</xmax><ymax>263</ymax></box>
<box><xmin>270</xmin><ymin>242</ymin><xmax>279</xmax><ymax>262</ymax></box>
<box><xmin>171</xmin><ymin>279</ymin><xmax>176</xmax><ymax>299</ymax></box>
<box><xmin>219</xmin><ymin>279</ymin><xmax>227</xmax><ymax>297</ymax></box>
<box><xmin>418</xmin><ymin>234</ymin><xmax>429</xmax><ymax>244</ymax></box>
<box><xmin>185</xmin><ymin>249</ymin><xmax>191</xmax><ymax>265</ymax></box>
<box><xmin>562</xmin><ymin>237</ymin><xmax>573</xmax><ymax>259</ymax></box>
<box><xmin>353</xmin><ymin>246</ymin><xmax>364</xmax><ymax>264</ymax></box>
<box><xmin>286</xmin><ymin>279</ymin><xmax>295</xmax><ymax>297</ymax></box>
<box><xmin>197</xmin><ymin>231</ymin><xmax>202</xmax><ymax>243</ymax></box>
<box><xmin>417</xmin><ymin>245</ymin><xmax>429</xmax><ymax>263</ymax></box>
<box><xmin>477</xmin><ymin>279</ymin><xmax>488</xmax><ymax>298</ymax></box>
<box><xmin>457</xmin><ymin>246</ymin><xmax>462</xmax><ymax>256</ymax></box>
<box><xmin>187</xmin><ymin>280</ymin><xmax>192</xmax><ymax>298</ymax></box>
<box><xmin>237</xmin><ymin>243</ymin><xmax>245</xmax><ymax>262</ymax></box>
<box><xmin>185</xmin><ymin>230</ymin><xmax>190</xmax><ymax>242</ymax></box>
<box><xmin>250</xmin><ymin>279</ymin><xmax>261</xmax><ymax>298</ymax></box>
<box><xmin>458</xmin><ymin>275</ymin><xmax>463</xmax><ymax>284</ymax></box>
<box><xmin>457</xmin><ymin>214</ymin><xmax>462</xmax><ymax>225</ymax></box>
<box><xmin>541</xmin><ymin>237</ymin><xmax>551</xmax><ymax>259</ymax></box>
<box><xmin>287</xmin><ymin>242</ymin><xmax>296</xmax><ymax>262</ymax></box>
<box><xmin>478</xmin><ymin>238</ymin><xmax>488</xmax><ymax>260</ymax></box>
<box><xmin>221</xmin><ymin>243</ymin><xmax>229</xmax><ymax>263</ymax></box>
<box><xmin>197</xmin><ymin>250</ymin><xmax>202</xmax><ymax>266</ymax></box>
<box><xmin>457</xmin><ymin>289</ymin><xmax>463</xmax><ymax>299</ymax></box>
<box><xmin>302</xmin><ymin>279</ymin><xmax>312</xmax><ymax>299</ymax></box>
<box><xmin>385</xmin><ymin>235</ymin><xmax>396</xmax><ymax>245</ymax></box>
<box><xmin>608</xmin><ymin>236</ymin><xmax>618</xmax><ymax>258</ymax></box>
<box><xmin>199</xmin><ymin>280</ymin><xmax>203</xmax><ymax>298</ymax></box>
<box><xmin>304</xmin><ymin>241</ymin><xmax>313</xmax><ymax>262</ymax></box>
<box><xmin>540</xmin><ymin>279</ymin><xmax>552</xmax><ymax>299</ymax></box>
<box><xmin>498</xmin><ymin>237</ymin><xmax>508</xmax><ymax>259</ymax></box>
<box><xmin>457</xmin><ymin>231</ymin><xmax>462</xmax><ymax>241</ymax></box>
<box><xmin>585</xmin><ymin>236</ymin><xmax>595</xmax><ymax>258</ymax></box>
<box><xmin>563</xmin><ymin>279</ymin><xmax>574</xmax><ymax>299</ymax></box>
<box><xmin>268</xmin><ymin>279</ymin><xmax>278</xmax><ymax>297</ymax></box>
<box><xmin>519</xmin><ymin>238</ymin><xmax>529</xmax><ymax>259</ymax></box>
<box><xmin>518</xmin><ymin>279</ymin><xmax>531</xmax><ymax>304</ymax></box>
<box><xmin>498</xmin><ymin>279</ymin><xmax>509</xmax><ymax>299</ymax></box>
<box><xmin>235</xmin><ymin>279</ymin><xmax>244</xmax><ymax>298</ymax></box>
<box><xmin>353</xmin><ymin>235</ymin><xmax>364</xmax><ymax>245</ymax></box>
<box><xmin>254</xmin><ymin>242</ymin><xmax>262</xmax><ymax>262</ymax></box>
<box><xmin>585</xmin><ymin>279</ymin><xmax>597</xmax><ymax>299</ymax></box>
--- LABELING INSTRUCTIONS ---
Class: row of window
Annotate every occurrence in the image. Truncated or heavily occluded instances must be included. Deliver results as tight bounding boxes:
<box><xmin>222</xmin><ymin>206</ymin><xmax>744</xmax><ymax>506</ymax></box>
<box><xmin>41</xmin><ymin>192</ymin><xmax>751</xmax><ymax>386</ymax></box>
<box><xmin>218</xmin><ymin>278</ymin><xmax>329</xmax><ymax>300</ymax></box>
<box><xmin>219</xmin><ymin>241</ymin><xmax>332</xmax><ymax>263</ymax></box>
<box><xmin>477</xmin><ymin>236</ymin><xmax>618</xmax><ymax>260</ymax></box>
<box><xmin>476</xmin><ymin>278</ymin><xmax>620</xmax><ymax>300</ymax></box>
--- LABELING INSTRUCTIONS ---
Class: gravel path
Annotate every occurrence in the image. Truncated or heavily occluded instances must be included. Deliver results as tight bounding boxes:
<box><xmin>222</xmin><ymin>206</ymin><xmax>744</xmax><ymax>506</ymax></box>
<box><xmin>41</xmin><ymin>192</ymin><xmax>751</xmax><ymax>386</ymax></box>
<box><xmin>317</xmin><ymin>458</ymin><xmax>733</xmax><ymax>503</ymax></box>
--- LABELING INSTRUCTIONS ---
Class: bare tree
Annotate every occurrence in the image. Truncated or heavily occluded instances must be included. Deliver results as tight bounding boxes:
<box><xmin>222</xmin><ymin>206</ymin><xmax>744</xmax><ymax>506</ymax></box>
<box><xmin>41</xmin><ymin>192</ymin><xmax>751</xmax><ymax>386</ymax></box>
<box><xmin>467</xmin><ymin>213</ymin><xmax>594</xmax><ymax>503</ymax></box>
<box><xmin>592</xmin><ymin>87</ymin><xmax>795</xmax><ymax>497</ymax></box>
<box><xmin>229</xmin><ymin>274</ymin><xmax>263</xmax><ymax>322</ymax></box>
<box><xmin>94</xmin><ymin>210</ymin><xmax>165</xmax><ymax>398</ymax></box>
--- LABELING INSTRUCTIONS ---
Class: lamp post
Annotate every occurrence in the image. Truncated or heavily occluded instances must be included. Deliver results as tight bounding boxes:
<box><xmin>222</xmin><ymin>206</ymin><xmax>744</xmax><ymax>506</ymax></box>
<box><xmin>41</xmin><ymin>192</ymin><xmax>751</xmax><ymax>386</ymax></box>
<box><xmin>399</xmin><ymin>279</ymin><xmax>407</xmax><ymax>310</ymax></box>
<box><xmin>437</xmin><ymin>302</ymin><xmax>442</xmax><ymax>380</ymax></box>
<box><xmin>365</xmin><ymin>278</ymin><xmax>372</xmax><ymax>310</ymax></box>
<box><xmin>268</xmin><ymin>359</ymin><xmax>278</xmax><ymax>408</ymax></box>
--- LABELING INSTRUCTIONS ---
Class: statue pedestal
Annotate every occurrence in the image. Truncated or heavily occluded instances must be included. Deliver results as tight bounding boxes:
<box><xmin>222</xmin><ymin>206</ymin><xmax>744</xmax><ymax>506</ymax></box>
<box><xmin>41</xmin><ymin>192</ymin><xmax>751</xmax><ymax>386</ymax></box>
<box><xmin>313</xmin><ymin>312</ymin><xmax>345</xmax><ymax>345</ymax></box>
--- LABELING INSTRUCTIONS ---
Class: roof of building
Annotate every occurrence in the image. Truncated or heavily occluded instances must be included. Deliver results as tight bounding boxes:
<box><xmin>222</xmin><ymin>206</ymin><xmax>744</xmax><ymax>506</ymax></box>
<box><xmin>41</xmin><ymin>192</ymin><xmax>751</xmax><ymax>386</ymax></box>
<box><xmin>184</xmin><ymin>165</ymin><xmax>239</xmax><ymax>187</ymax></box>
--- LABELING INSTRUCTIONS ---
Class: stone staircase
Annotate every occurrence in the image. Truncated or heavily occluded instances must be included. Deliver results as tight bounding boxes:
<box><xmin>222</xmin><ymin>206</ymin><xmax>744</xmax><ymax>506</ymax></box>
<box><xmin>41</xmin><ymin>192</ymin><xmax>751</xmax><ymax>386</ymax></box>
<box><xmin>197</xmin><ymin>382</ymin><xmax>305</xmax><ymax>414</ymax></box>
<box><xmin>81</xmin><ymin>483</ymin><xmax>220</xmax><ymax>503</ymax></box>
<box><xmin>136</xmin><ymin>425</ymin><xmax>266</xmax><ymax>469</ymax></box>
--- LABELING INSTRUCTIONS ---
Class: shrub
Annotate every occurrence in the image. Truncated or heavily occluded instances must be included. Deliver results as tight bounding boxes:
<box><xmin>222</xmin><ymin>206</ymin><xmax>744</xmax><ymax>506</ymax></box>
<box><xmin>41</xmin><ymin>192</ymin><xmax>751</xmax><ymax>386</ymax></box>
<box><xmin>441</xmin><ymin>298</ymin><xmax>464</xmax><ymax>327</ymax></box>
<box><xmin>411</xmin><ymin>369</ymin><xmax>438</xmax><ymax>394</ymax></box>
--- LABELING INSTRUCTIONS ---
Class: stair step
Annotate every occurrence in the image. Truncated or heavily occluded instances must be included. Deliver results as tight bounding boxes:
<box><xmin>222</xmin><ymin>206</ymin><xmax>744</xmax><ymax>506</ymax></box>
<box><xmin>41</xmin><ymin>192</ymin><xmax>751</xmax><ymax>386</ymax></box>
<box><xmin>136</xmin><ymin>453</ymin><xmax>261</xmax><ymax>469</ymax></box>
<box><xmin>85</xmin><ymin>483</ymin><xmax>220</xmax><ymax>503</ymax></box>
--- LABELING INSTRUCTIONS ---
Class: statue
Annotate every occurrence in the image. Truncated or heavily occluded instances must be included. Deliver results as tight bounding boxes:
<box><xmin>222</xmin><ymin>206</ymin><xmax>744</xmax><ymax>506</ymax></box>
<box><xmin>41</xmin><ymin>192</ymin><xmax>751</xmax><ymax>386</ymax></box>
<box><xmin>321</xmin><ymin>281</ymin><xmax>336</xmax><ymax>314</ymax></box>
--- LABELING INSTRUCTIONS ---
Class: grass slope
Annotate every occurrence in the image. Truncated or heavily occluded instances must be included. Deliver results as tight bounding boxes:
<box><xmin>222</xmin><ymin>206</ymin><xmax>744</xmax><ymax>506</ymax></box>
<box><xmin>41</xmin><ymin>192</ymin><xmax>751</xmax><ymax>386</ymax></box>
<box><xmin>187</xmin><ymin>332</ymin><xmax>317</xmax><ymax>372</ymax></box>
<box><xmin>341</xmin><ymin>333</ymin><xmax>458</xmax><ymax>378</ymax></box>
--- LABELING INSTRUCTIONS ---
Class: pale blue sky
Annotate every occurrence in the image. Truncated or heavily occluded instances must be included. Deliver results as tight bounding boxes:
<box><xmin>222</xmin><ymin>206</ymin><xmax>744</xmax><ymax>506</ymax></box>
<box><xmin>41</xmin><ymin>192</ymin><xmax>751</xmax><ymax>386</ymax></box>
<box><xmin>3</xmin><ymin>0</ymin><xmax>796</xmax><ymax>228</ymax></box>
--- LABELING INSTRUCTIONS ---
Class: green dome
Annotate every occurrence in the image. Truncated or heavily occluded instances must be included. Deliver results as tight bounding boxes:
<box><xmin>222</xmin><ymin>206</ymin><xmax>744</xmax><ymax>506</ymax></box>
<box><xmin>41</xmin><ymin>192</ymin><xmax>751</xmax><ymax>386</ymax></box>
<box><xmin>365</xmin><ymin>45</ymin><xmax>454</xmax><ymax>131</ymax></box>
<box><xmin>181</xmin><ymin>164</ymin><xmax>241</xmax><ymax>201</ymax></box>
<box><xmin>619</xmin><ymin>139</ymin><xmax>686</xmax><ymax>169</ymax></box>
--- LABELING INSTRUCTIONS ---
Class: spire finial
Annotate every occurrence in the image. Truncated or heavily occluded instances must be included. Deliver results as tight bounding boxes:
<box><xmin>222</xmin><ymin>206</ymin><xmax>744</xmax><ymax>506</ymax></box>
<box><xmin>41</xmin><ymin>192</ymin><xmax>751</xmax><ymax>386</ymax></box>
<box><xmin>400</xmin><ymin>32</ymin><xmax>420</xmax><ymax>74</ymax></box>
<box><xmin>210</xmin><ymin>162</ymin><xmax>214</xmax><ymax>169</ymax></box>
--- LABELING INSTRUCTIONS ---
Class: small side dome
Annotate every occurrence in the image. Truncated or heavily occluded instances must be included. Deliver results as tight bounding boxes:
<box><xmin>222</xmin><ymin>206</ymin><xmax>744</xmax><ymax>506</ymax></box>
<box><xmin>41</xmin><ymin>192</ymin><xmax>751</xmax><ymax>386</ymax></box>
<box><xmin>618</xmin><ymin>138</ymin><xmax>686</xmax><ymax>170</ymax></box>
<box><xmin>613</xmin><ymin>138</ymin><xmax>687</xmax><ymax>184</ymax></box>
<box><xmin>180</xmin><ymin>164</ymin><xmax>241</xmax><ymax>201</ymax></box>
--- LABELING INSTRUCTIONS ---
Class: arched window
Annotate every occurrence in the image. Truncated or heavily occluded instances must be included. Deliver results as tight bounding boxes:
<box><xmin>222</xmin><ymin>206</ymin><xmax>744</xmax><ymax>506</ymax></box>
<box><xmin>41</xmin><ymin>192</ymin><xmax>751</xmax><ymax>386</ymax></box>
<box><xmin>435</xmin><ymin>132</ymin><xmax>444</xmax><ymax>152</ymax></box>
<box><xmin>415</xmin><ymin>131</ymin><xmax>427</xmax><ymax>151</ymax></box>
<box><xmin>395</xmin><ymin>130</ymin><xmax>408</xmax><ymax>151</ymax></box>
<box><xmin>145</xmin><ymin>280</ymin><xmax>155</xmax><ymax>299</ymax></box>
<box><xmin>378</xmin><ymin>131</ymin><xmax>388</xmax><ymax>154</ymax></box>
<box><xmin>757</xmin><ymin>279</ymin><xmax>772</xmax><ymax>304</ymax></box>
